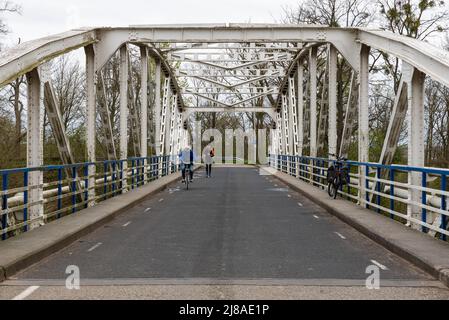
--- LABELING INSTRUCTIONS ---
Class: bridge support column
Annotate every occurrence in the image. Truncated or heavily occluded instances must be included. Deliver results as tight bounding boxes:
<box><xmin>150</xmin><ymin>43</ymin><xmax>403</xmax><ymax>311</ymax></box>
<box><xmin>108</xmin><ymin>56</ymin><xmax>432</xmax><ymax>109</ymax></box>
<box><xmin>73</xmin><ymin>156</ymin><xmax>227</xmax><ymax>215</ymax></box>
<box><xmin>328</xmin><ymin>45</ymin><xmax>338</xmax><ymax>158</ymax></box>
<box><xmin>309</xmin><ymin>47</ymin><xmax>318</xmax><ymax>183</ymax></box>
<box><xmin>407</xmin><ymin>69</ymin><xmax>425</xmax><ymax>229</ymax></box>
<box><xmin>297</xmin><ymin>61</ymin><xmax>304</xmax><ymax>157</ymax></box>
<box><xmin>119</xmin><ymin>45</ymin><xmax>129</xmax><ymax>192</ymax></box>
<box><xmin>281</xmin><ymin>94</ymin><xmax>290</xmax><ymax>172</ymax></box>
<box><xmin>358</xmin><ymin>45</ymin><xmax>370</xmax><ymax>206</ymax></box>
<box><xmin>309</xmin><ymin>47</ymin><xmax>317</xmax><ymax>159</ymax></box>
<box><xmin>85</xmin><ymin>45</ymin><xmax>96</xmax><ymax>205</ymax></box>
<box><xmin>26</xmin><ymin>68</ymin><xmax>44</xmax><ymax>229</ymax></box>
<box><xmin>154</xmin><ymin>60</ymin><xmax>162</xmax><ymax>157</ymax></box>
<box><xmin>140</xmin><ymin>47</ymin><xmax>148</xmax><ymax>183</ymax></box>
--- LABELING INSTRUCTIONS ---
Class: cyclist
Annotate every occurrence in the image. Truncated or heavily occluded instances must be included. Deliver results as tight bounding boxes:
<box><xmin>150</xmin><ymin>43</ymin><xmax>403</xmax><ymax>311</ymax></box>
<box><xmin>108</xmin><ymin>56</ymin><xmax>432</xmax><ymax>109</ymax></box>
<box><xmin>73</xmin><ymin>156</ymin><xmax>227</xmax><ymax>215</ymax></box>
<box><xmin>179</xmin><ymin>145</ymin><xmax>194</xmax><ymax>183</ymax></box>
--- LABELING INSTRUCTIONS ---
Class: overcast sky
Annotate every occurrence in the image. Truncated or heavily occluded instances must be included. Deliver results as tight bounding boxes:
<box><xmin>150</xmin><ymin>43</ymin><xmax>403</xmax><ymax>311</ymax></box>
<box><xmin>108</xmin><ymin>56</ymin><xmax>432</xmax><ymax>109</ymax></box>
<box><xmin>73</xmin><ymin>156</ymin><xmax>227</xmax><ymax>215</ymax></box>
<box><xmin>1</xmin><ymin>0</ymin><xmax>300</xmax><ymax>46</ymax></box>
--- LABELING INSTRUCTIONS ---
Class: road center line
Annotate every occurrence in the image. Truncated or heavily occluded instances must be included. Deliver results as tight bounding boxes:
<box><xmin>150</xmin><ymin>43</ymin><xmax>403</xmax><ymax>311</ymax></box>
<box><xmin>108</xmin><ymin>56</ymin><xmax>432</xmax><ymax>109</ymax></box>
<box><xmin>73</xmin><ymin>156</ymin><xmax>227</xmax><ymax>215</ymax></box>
<box><xmin>287</xmin><ymin>194</ymin><xmax>292</xmax><ymax>198</ymax></box>
<box><xmin>159</xmin><ymin>198</ymin><xmax>164</xmax><ymax>202</ymax></box>
<box><xmin>297</xmin><ymin>202</ymin><xmax>303</xmax><ymax>207</ymax></box>
<box><xmin>371</xmin><ymin>260</ymin><xmax>388</xmax><ymax>270</ymax></box>
<box><xmin>12</xmin><ymin>286</ymin><xmax>40</xmax><ymax>300</ymax></box>
<box><xmin>123</xmin><ymin>221</ymin><xmax>132</xmax><ymax>227</ymax></box>
<box><xmin>313</xmin><ymin>215</ymin><xmax>320</xmax><ymax>219</ymax></box>
<box><xmin>87</xmin><ymin>242</ymin><xmax>103</xmax><ymax>252</ymax></box>
<box><xmin>335</xmin><ymin>232</ymin><xmax>347</xmax><ymax>240</ymax></box>
<box><xmin>144</xmin><ymin>208</ymin><xmax>151</xmax><ymax>213</ymax></box>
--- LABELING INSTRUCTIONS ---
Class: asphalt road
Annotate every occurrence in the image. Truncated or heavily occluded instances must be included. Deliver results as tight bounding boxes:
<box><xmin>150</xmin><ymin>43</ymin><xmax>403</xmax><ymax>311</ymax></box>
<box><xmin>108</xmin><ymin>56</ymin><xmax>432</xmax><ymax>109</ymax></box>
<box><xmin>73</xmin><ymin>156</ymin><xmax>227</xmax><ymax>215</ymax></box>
<box><xmin>2</xmin><ymin>167</ymin><xmax>448</xmax><ymax>300</ymax></box>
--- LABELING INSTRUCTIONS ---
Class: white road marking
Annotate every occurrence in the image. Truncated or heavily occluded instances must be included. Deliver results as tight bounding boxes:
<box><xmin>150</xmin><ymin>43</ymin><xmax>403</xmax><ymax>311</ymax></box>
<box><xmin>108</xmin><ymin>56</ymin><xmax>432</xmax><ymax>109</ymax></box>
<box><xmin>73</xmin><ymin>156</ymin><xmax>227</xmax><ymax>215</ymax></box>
<box><xmin>12</xmin><ymin>286</ymin><xmax>40</xmax><ymax>300</ymax></box>
<box><xmin>287</xmin><ymin>194</ymin><xmax>292</xmax><ymax>198</ymax></box>
<box><xmin>274</xmin><ymin>184</ymin><xmax>278</xmax><ymax>187</ymax></box>
<box><xmin>123</xmin><ymin>221</ymin><xmax>132</xmax><ymax>227</ymax></box>
<box><xmin>371</xmin><ymin>260</ymin><xmax>388</xmax><ymax>270</ymax></box>
<box><xmin>87</xmin><ymin>242</ymin><xmax>103</xmax><ymax>252</ymax></box>
<box><xmin>159</xmin><ymin>198</ymin><xmax>164</xmax><ymax>202</ymax></box>
<box><xmin>297</xmin><ymin>202</ymin><xmax>303</xmax><ymax>207</ymax></box>
<box><xmin>144</xmin><ymin>208</ymin><xmax>151</xmax><ymax>213</ymax></box>
<box><xmin>335</xmin><ymin>232</ymin><xmax>347</xmax><ymax>240</ymax></box>
<box><xmin>313</xmin><ymin>215</ymin><xmax>320</xmax><ymax>219</ymax></box>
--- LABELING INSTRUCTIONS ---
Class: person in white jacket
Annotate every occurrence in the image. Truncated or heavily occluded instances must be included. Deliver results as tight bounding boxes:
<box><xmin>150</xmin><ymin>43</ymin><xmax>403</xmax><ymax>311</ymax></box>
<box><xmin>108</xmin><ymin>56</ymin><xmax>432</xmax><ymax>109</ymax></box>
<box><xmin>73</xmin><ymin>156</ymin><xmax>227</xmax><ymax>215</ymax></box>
<box><xmin>203</xmin><ymin>146</ymin><xmax>215</xmax><ymax>178</ymax></box>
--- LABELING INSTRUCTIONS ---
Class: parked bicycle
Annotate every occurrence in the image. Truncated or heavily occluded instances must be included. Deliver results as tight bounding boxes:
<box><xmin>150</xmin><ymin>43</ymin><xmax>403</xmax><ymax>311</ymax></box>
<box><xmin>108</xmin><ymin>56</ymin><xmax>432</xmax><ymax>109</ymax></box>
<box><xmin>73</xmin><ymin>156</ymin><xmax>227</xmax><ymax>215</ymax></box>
<box><xmin>327</xmin><ymin>154</ymin><xmax>350</xmax><ymax>199</ymax></box>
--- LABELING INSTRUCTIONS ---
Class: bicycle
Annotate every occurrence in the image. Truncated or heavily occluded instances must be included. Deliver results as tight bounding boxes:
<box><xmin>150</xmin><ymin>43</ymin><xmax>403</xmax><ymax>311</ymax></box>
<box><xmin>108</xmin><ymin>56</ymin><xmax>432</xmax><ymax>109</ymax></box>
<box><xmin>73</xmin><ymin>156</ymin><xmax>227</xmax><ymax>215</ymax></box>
<box><xmin>182</xmin><ymin>163</ymin><xmax>193</xmax><ymax>190</ymax></box>
<box><xmin>327</xmin><ymin>154</ymin><xmax>349</xmax><ymax>199</ymax></box>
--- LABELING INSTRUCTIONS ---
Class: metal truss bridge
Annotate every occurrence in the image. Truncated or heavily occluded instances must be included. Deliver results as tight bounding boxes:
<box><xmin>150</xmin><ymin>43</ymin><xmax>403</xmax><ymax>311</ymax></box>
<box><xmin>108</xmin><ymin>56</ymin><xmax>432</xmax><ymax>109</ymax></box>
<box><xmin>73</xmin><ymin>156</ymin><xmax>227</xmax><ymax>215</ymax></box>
<box><xmin>0</xmin><ymin>24</ymin><xmax>448</xmax><ymax>299</ymax></box>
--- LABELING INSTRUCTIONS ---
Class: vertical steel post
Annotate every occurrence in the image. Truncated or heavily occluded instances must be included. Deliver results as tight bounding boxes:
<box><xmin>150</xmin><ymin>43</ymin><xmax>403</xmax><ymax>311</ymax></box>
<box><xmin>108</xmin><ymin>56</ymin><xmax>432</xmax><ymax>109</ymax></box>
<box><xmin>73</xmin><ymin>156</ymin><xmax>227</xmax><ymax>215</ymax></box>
<box><xmin>154</xmin><ymin>60</ymin><xmax>162</xmax><ymax>156</ymax></box>
<box><xmin>120</xmin><ymin>45</ymin><xmax>129</xmax><ymax>192</ymax></box>
<box><xmin>328</xmin><ymin>45</ymin><xmax>338</xmax><ymax>157</ymax></box>
<box><xmin>297</xmin><ymin>61</ymin><xmax>304</xmax><ymax>157</ymax></box>
<box><xmin>85</xmin><ymin>45</ymin><xmax>96</xmax><ymax>205</ymax></box>
<box><xmin>358</xmin><ymin>45</ymin><xmax>370</xmax><ymax>205</ymax></box>
<box><xmin>407</xmin><ymin>69</ymin><xmax>425</xmax><ymax>229</ymax></box>
<box><xmin>140</xmin><ymin>47</ymin><xmax>149</xmax><ymax>183</ymax></box>
<box><xmin>309</xmin><ymin>47</ymin><xmax>318</xmax><ymax>158</ymax></box>
<box><xmin>26</xmin><ymin>68</ymin><xmax>44</xmax><ymax>230</ymax></box>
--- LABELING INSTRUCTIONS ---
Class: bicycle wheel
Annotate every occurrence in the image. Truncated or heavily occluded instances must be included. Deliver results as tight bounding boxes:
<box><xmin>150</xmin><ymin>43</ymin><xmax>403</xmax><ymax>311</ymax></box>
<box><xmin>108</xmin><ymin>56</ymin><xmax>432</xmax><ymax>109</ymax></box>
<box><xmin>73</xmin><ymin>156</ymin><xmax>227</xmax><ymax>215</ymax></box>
<box><xmin>332</xmin><ymin>177</ymin><xmax>341</xmax><ymax>199</ymax></box>
<box><xmin>327</xmin><ymin>182</ymin><xmax>334</xmax><ymax>197</ymax></box>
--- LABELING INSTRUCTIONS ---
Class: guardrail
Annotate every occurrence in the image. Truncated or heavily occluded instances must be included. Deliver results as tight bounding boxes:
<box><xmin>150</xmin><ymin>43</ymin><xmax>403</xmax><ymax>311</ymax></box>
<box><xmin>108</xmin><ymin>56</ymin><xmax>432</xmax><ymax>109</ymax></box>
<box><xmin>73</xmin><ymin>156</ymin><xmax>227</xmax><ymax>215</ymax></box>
<box><xmin>269</xmin><ymin>154</ymin><xmax>449</xmax><ymax>242</ymax></box>
<box><xmin>0</xmin><ymin>155</ymin><xmax>180</xmax><ymax>240</ymax></box>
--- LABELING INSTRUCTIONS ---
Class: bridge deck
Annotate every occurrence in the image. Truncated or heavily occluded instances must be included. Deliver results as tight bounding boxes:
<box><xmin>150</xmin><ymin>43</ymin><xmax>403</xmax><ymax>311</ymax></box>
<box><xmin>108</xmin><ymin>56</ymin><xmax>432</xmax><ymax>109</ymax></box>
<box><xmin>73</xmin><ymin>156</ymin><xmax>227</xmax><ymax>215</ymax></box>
<box><xmin>14</xmin><ymin>167</ymin><xmax>431</xmax><ymax>281</ymax></box>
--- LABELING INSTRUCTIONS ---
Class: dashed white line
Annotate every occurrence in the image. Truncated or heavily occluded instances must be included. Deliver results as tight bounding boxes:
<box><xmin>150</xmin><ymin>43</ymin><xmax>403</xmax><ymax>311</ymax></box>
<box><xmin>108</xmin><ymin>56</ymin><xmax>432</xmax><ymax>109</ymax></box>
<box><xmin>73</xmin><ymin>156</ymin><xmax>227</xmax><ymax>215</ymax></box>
<box><xmin>335</xmin><ymin>232</ymin><xmax>347</xmax><ymax>240</ymax></box>
<box><xmin>313</xmin><ymin>215</ymin><xmax>320</xmax><ymax>219</ymax></box>
<box><xmin>144</xmin><ymin>208</ymin><xmax>151</xmax><ymax>213</ymax></box>
<box><xmin>12</xmin><ymin>286</ymin><xmax>40</xmax><ymax>300</ymax></box>
<box><xmin>297</xmin><ymin>202</ymin><xmax>303</xmax><ymax>207</ymax></box>
<box><xmin>123</xmin><ymin>221</ymin><xmax>132</xmax><ymax>227</ymax></box>
<box><xmin>287</xmin><ymin>195</ymin><xmax>292</xmax><ymax>198</ymax></box>
<box><xmin>159</xmin><ymin>198</ymin><xmax>164</xmax><ymax>202</ymax></box>
<box><xmin>371</xmin><ymin>260</ymin><xmax>388</xmax><ymax>270</ymax></box>
<box><xmin>87</xmin><ymin>242</ymin><xmax>103</xmax><ymax>252</ymax></box>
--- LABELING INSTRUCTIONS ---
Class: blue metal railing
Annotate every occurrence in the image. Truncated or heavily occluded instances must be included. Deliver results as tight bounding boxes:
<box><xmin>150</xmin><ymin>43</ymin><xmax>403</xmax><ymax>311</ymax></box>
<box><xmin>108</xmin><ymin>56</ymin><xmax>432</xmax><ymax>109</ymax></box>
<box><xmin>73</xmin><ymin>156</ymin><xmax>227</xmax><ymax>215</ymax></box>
<box><xmin>0</xmin><ymin>155</ymin><xmax>180</xmax><ymax>241</ymax></box>
<box><xmin>269</xmin><ymin>154</ymin><xmax>449</xmax><ymax>242</ymax></box>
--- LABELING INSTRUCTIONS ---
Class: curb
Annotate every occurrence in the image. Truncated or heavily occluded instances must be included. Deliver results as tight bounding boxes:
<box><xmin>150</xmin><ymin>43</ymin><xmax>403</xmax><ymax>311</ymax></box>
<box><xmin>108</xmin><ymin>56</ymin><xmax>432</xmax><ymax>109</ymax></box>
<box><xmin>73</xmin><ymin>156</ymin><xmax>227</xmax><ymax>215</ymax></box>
<box><xmin>0</xmin><ymin>167</ymin><xmax>201</xmax><ymax>282</ymax></box>
<box><xmin>267</xmin><ymin>168</ymin><xmax>449</xmax><ymax>288</ymax></box>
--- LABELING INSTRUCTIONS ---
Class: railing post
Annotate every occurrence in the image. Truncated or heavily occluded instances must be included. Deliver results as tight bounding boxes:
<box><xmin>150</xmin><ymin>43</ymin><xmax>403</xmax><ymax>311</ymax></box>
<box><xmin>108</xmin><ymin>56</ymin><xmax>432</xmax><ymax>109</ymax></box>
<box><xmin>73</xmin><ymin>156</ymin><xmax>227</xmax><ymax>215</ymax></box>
<box><xmin>72</xmin><ymin>167</ymin><xmax>77</xmax><ymax>214</ymax></box>
<box><xmin>23</xmin><ymin>171</ymin><xmax>29</xmax><ymax>232</ymax></box>
<box><xmin>2</xmin><ymin>173</ymin><xmax>8</xmax><ymax>240</ymax></box>
<box><xmin>57</xmin><ymin>168</ymin><xmax>63</xmax><ymax>218</ymax></box>
<box><xmin>131</xmin><ymin>159</ymin><xmax>135</xmax><ymax>190</ymax></box>
<box><xmin>103</xmin><ymin>163</ymin><xmax>108</xmax><ymax>200</ymax></box>
<box><xmin>390</xmin><ymin>168</ymin><xmax>395</xmax><ymax>219</ymax></box>
<box><xmin>422</xmin><ymin>172</ymin><xmax>428</xmax><ymax>233</ymax></box>
<box><xmin>365</xmin><ymin>165</ymin><xmax>370</xmax><ymax>209</ymax></box>
<box><xmin>84</xmin><ymin>165</ymin><xmax>89</xmax><ymax>209</ymax></box>
<box><xmin>441</xmin><ymin>175</ymin><xmax>447</xmax><ymax>241</ymax></box>
<box><xmin>376</xmin><ymin>167</ymin><xmax>381</xmax><ymax>213</ymax></box>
